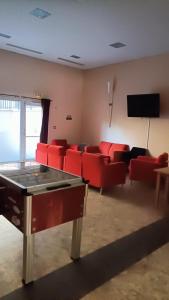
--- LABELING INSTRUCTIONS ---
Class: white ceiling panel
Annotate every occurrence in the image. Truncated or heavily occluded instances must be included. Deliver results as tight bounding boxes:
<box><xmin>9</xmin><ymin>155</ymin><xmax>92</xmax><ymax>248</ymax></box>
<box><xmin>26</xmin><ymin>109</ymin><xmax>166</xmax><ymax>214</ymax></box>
<box><xmin>0</xmin><ymin>0</ymin><xmax>169</xmax><ymax>69</ymax></box>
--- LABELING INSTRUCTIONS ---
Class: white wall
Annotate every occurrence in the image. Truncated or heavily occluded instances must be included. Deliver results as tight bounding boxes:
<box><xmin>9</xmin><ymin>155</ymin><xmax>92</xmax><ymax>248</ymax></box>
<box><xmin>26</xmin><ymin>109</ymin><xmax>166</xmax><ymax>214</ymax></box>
<box><xmin>0</xmin><ymin>49</ymin><xmax>84</xmax><ymax>144</ymax></box>
<box><xmin>82</xmin><ymin>54</ymin><xmax>169</xmax><ymax>156</ymax></box>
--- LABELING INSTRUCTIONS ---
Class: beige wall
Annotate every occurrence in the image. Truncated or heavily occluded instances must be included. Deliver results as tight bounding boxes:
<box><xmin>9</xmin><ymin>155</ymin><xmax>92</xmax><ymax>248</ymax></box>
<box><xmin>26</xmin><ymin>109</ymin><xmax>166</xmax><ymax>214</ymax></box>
<box><xmin>1</xmin><ymin>49</ymin><xmax>169</xmax><ymax>156</ymax></box>
<box><xmin>0</xmin><ymin>49</ymin><xmax>84</xmax><ymax>144</ymax></box>
<box><xmin>82</xmin><ymin>54</ymin><xmax>169</xmax><ymax>156</ymax></box>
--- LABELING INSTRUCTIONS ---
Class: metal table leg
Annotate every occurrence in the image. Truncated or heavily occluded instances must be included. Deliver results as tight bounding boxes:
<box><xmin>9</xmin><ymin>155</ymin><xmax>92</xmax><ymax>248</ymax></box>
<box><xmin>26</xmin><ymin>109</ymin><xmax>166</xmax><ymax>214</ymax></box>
<box><xmin>23</xmin><ymin>195</ymin><xmax>34</xmax><ymax>284</ymax></box>
<box><xmin>71</xmin><ymin>217</ymin><xmax>83</xmax><ymax>260</ymax></box>
<box><xmin>23</xmin><ymin>234</ymin><xmax>34</xmax><ymax>284</ymax></box>
<box><xmin>164</xmin><ymin>176</ymin><xmax>169</xmax><ymax>205</ymax></box>
<box><xmin>70</xmin><ymin>183</ymin><xmax>88</xmax><ymax>260</ymax></box>
<box><xmin>155</xmin><ymin>173</ymin><xmax>161</xmax><ymax>207</ymax></box>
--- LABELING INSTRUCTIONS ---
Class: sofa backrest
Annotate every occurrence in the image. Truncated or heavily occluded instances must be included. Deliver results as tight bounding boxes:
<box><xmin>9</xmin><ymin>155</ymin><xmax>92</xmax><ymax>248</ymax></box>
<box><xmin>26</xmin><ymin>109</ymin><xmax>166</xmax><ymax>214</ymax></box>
<box><xmin>63</xmin><ymin>149</ymin><xmax>82</xmax><ymax>176</ymax></box>
<box><xmin>36</xmin><ymin>143</ymin><xmax>49</xmax><ymax>152</ymax></box>
<box><xmin>99</xmin><ymin>141</ymin><xmax>112</xmax><ymax>155</ymax></box>
<box><xmin>47</xmin><ymin>145</ymin><xmax>65</xmax><ymax>170</ymax></box>
<box><xmin>98</xmin><ymin>141</ymin><xmax>129</xmax><ymax>156</ymax></box>
<box><xmin>108</xmin><ymin>143</ymin><xmax>129</xmax><ymax>161</ymax></box>
<box><xmin>51</xmin><ymin>139</ymin><xmax>68</xmax><ymax>147</ymax></box>
<box><xmin>109</xmin><ymin>143</ymin><xmax>129</xmax><ymax>154</ymax></box>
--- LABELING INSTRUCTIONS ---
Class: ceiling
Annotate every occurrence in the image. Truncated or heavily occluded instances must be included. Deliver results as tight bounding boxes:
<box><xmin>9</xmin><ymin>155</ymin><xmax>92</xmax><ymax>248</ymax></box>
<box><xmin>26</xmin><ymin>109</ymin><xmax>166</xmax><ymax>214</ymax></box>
<box><xmin>0</xmin><ymin>0</ymin><xmax>169</xmax><ymax>69</ymax></box>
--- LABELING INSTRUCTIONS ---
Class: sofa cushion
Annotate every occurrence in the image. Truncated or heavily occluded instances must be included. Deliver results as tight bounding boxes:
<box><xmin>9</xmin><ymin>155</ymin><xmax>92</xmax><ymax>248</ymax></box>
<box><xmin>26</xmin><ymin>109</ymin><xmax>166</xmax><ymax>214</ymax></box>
<box><xmin>99</xmin><ymin>141</ymin><xmax>112</xmax><ymax>156</ymax></box>
<box><xmin>109</xmin><ymin>143</ymin><xmax>129</xmax><ymax>161</ymax></box>
<box><xmin>109</xmin><ymin>143</ymin><xmax>129</xmax><ymax>155</ymax></box>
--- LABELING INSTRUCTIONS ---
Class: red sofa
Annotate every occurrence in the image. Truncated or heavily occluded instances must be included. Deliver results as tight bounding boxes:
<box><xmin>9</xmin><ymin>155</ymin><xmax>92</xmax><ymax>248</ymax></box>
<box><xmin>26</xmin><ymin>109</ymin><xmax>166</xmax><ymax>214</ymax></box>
<box><xmin>82</xmin><ymin>152</ymin><xmax>127</xmax><ymax>191</ymax></box>
<box><xmin>35</xmin><ymin>143</ymin><xmax>49</xmax><ymax>165</ymax></box>
<box><xmin>129</xmin><ymin>152</ymin><xmax>168</xmax><ymax>184</ymax></box>
<box><xmin>51</xmin><ymin>139</ymin><xmax>79</xmax><ymax>151</ymax></box>
<box><xmin>47</xmin><ymin>145</ymin><xmax>66</xmax><ymax>170</ymax></box>
<box><xmin>35</xmin><ymin>143</ymin><xmax>128</xmax><ymax>191</ymax></box>
<box><xmin>63</xmin><ymin>149</ymin><xmax>82</xmax><ymax>176</ymax></box>
<box><xmin>85</xmin><ymin>141</ymin><xmax>129</xmax><ymax>162</ymax></box>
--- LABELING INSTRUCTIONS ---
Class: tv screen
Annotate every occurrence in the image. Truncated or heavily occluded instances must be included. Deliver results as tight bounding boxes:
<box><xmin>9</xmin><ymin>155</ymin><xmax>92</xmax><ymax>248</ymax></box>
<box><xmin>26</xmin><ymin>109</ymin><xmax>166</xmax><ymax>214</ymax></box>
<box><xmin>127</xmin><ymin>93</ymin><xmax>160</xmax><ymax>117</ymax></box>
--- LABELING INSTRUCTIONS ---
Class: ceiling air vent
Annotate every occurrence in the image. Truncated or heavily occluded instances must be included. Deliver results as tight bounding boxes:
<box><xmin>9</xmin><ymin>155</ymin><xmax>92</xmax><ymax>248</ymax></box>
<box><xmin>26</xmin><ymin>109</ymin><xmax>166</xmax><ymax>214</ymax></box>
<box><xmin>6</xmin><ymin>43</ymin><xmax>43</xmax><ymax>54</ymax></box>
<box><xmin>109</xmin><ymin>42</ymin><xmax>126</xmax><ymax>48</ymax></box>
<box><xmin>0</xmin><ymin>33</ymin><xmax>11</xmax><ymax>39</ymax></box>
<box><xmin>70</xmin><ymin>55</ymin><xmax>80</xmax><ymax>59</ymax></box>
<box><xmin>30</xmin><ymin>8</ymin><xmax>51</xmax><ymax>19</ymax></box>
<box><xmin>58</xmin><ymin>57</ymin><xmax>84</xmax><ymax>66</ymax></box>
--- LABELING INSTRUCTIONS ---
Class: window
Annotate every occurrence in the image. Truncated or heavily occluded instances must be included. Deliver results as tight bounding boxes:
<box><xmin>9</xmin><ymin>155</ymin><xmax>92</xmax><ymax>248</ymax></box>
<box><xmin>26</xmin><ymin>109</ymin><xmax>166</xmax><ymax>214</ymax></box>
<box><xmin>25</xmin><ymin>102</ymin><xmax>42</xmax><ymax>160</ymax></box>
<box><xmin>0</xmin><ymin>96</ymin><xmax>42</xmax><ymax>163</ymax></box>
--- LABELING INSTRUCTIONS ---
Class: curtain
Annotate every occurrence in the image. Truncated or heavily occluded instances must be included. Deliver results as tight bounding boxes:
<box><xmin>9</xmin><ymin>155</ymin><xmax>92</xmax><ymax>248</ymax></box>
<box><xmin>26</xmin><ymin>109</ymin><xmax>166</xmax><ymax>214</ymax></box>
<box><xmin>40</xmin><ymin>99</ymin><xmax>51</xmax><ymax>143</ymax></box>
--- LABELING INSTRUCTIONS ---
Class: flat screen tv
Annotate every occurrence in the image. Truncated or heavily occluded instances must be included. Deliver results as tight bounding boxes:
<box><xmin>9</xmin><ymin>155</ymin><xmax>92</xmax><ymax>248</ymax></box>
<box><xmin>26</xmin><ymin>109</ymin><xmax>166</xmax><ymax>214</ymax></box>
<box><xmin>127</xmin><ymin>93</ymin><xmax>160</xmax><ymax>117</ymax></box>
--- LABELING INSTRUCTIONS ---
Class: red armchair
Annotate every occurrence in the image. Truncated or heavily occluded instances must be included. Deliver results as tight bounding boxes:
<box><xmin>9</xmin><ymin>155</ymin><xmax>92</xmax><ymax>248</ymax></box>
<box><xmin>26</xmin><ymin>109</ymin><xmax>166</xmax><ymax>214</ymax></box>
<box><xmin>85</xmin><ymin>141</ymin><xmax>129</xmax><ymax>162</ymax></box>
<box><xmin>51</xmin><ymin>139</ymin><xmax>79</xmax><ymax>151</ymax></box>
<box><xmin>63</xmin><ymin>149</ymin><xmax>82</xmax><ymax>176</ymax></box>
<box><xmin>129</xmin><ymin>152</ymin><xmax>168</xmax><ymax>184</ymax></box>
<box><xmin>82</xmin><ymin>152</ymin><xmax>127</xmax><ymax>192</ymax></box>
<box><xmin>35</xmin><ymin>143</ymin><xmax>49</xmax><ymax>165</ymax></box>
<box><xmin>47</xmin><ymin>145</ymin><xmax>66</xmax><ymax>170</ymax></box>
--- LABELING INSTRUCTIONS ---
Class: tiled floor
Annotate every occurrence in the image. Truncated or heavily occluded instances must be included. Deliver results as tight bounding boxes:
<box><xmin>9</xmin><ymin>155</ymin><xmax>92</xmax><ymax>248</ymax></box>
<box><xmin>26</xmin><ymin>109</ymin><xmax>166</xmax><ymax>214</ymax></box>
<box><xmin>0</xmin><ymin>179</ymin><xmax>169</xmax><ymax>299</ymax></box>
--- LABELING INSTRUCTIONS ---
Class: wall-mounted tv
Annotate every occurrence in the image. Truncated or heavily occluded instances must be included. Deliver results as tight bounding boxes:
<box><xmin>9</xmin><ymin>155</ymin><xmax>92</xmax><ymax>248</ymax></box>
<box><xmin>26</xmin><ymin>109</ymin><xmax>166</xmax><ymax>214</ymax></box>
<box><xmin>127</xmin><ymin>93</ymin><xmax>160</xmax><ymax>117</ymax></box>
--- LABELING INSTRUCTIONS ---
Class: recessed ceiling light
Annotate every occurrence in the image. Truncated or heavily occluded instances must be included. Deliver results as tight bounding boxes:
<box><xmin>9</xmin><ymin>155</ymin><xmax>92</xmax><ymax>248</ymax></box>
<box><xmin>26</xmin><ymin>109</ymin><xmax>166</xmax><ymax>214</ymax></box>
<box><xmin>6</xmin><ymin>43</ymin><xmax>43</xmax><ymax>54</ymax></box>
<box><xmin>70</xmin><ymin>55</ymin><xmax>81</xmax><ymax>59</ymax></box>
<box><xmin>109</xmin><ymin>42</ymin><xmax>126</xmax><ymax>48</ymax></box>
<box><xmin>58</xmin><ymin>57</ymin><xmax>84</xmax><ymax>66</ymax></box>
<box><xmin>30</xmin><ymin>8</ymin><xmax>51</xmax><ymax>19</ymax></box>
<box><xmin>0</xmin><ymin>32</ymin><xmax>11</xmax><ymax>39</ymax></box>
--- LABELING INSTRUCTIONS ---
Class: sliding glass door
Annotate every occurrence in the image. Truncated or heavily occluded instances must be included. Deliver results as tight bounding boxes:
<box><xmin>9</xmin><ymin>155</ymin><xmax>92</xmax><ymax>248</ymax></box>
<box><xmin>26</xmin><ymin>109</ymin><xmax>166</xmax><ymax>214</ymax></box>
<box><xmin>0</xmin><ymin>97</ymin><xmax>42</xmax><ymax>163</ymax></box>
<box><xmin>0</xmin><ymin>99</ymin><xmax>21</xmax><ymax>162</ymax></box>
<box><xmin>25</xmin><ymin>102</ymin><xmax>42</xmax><ymax>160</ymax></box>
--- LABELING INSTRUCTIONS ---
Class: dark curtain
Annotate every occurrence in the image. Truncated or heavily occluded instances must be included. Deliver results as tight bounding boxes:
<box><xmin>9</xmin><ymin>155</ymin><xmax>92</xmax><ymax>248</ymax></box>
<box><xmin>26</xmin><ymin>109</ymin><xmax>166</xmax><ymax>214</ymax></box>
<box><xmin>40</xmin><ymin>99</ymin><xmax>51</xmax><ymax>143</ymax></box>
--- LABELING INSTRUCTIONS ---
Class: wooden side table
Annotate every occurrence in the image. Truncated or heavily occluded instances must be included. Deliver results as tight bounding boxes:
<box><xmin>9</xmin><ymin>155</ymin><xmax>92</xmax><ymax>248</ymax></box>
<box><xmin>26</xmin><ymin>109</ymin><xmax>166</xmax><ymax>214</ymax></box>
<box><xmin>155</xmin><ymin>167</ymin><xmax>169</xmax><ymax>207</ymax></box>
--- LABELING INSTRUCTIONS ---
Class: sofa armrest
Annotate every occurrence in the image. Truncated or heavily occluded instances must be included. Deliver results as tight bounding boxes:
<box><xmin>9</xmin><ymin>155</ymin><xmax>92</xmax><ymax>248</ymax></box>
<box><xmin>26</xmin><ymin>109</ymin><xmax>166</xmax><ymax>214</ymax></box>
<box><xmin>48</xmin><ymin>145</ymin><xmax>66</xmax><ymax>156</ymax></box>
<box><xmin>100</xmin><ymin>155</ymin><xmax>110</xmax><ymax>164</ymax></box>
<box><xmin>130</xmin><ymin>159</ymin><xmax>160</xmax><ymax>170</ymax></box>
<box><xmin>69</xmin><ymin>144</ymin><xmax>79</xmax><ymax>151</ymax></box>
<box><xmin>84</xmin><ymin>145</ymin><xmax>100</xmax><ymax>153</ymax></box>
<box><xmin>111</xmin><ymin>150</ymin><xmax>128</xmax><ymax>162</ymax></box>
<box><xmin>137</xmin><ymin>155</ymin><xmax>155</xmax><ymax>162</ymax></box>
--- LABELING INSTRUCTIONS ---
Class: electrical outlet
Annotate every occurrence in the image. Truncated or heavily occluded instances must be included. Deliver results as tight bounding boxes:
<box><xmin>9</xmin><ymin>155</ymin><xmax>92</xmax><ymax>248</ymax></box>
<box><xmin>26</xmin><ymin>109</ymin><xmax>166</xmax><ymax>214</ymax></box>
<box><xmin>66</xmin><ymin>115</ymin><xmax>72</xmax><ymax>120</ymax></box>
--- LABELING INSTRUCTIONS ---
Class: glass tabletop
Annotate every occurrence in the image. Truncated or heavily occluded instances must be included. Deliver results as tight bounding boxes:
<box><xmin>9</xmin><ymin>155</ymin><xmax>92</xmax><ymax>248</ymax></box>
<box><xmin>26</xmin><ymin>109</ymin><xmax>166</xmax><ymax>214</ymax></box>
<box><xmin>0</xmin><ymin>162</ymin><xmax>80</xmax><ymax>191</ymax></box>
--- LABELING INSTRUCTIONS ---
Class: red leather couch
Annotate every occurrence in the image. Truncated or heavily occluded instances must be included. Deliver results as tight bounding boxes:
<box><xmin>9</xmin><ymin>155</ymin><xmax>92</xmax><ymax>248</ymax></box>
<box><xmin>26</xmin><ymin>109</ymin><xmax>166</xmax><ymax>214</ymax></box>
<box><xmin>35</xmin><ymin>143</ymin><xmax>128</xmax><ymax>191</ymax></box>
<box><xmin>36</xmin><ymin>143</ymin><xmax>49</xmax><ymax>165</ymax></box>
<box><xmin>63</xmin><ymin>149</ymin><xmax>82</xmax><ymax>176</ymax></box>
<box><xmin>85</xmin><ymin>141</ymin><xmax>129</xmax><ymax>162</ymax></box>
<box><xmin>82</xmin><ymin>152</ymin><xmax>127</xmax><ymax>191</ymax></box>
<box><xmin>51</xmin><ymin>139</ymin><xmax>79</xmax><ymax>151</ymax></box>
<box><xmin>129</xmin><ymin>152</ymin><xmax>168</xmax><ymax>184</ymax></box>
